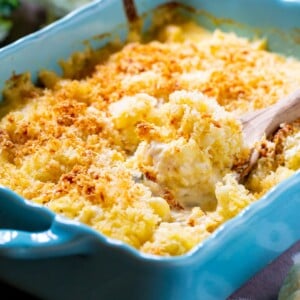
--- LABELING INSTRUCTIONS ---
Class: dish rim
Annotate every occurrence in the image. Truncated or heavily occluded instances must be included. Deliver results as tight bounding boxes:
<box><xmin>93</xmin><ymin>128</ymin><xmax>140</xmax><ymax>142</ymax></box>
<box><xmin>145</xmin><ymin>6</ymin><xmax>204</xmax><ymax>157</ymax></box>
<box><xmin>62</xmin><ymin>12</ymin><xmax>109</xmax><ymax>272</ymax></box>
<box><xmin>0</xmin><ymin>0</ymin><xmax>299</xmax><ymax>264</ymax></box>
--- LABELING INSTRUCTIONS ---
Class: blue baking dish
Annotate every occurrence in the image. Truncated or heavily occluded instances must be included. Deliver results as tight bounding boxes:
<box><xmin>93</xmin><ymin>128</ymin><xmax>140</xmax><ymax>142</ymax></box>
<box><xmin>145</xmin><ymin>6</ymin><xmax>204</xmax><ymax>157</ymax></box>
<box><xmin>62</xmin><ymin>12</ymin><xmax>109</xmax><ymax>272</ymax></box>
<box><xmin>1</xmin><ymin>0</ymin><xmax>300</xmax><ymax>299</ymax></box>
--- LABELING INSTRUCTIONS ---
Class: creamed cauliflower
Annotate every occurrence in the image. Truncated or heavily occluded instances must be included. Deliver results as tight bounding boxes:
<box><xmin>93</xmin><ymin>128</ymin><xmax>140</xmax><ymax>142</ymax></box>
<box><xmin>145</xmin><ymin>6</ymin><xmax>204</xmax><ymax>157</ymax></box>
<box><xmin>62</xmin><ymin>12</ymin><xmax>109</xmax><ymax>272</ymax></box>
<box><xmin>1</xmin><ymin>19</ymin><xmax>300</xmax><ymax>256</ymax></box>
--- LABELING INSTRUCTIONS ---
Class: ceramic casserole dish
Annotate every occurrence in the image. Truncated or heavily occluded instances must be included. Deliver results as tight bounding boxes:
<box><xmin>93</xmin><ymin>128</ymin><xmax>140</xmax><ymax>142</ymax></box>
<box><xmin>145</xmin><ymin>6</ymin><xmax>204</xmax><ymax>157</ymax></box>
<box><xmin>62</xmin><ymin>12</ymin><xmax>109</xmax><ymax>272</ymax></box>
<box><xmin>1</xmin><ymin>0</ymin><xmax>300</xmax><ymax>299</ymax></box>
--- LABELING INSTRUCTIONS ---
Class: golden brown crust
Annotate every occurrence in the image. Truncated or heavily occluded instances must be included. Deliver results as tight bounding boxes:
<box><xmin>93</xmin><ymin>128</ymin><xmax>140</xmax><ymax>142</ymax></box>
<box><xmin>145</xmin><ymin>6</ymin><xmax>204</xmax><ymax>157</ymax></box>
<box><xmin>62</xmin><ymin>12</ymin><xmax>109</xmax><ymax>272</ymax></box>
<box><xmin>0</xmin><ymin>22</ymin><xmax>300</xmax><ymax>256</ymax></box>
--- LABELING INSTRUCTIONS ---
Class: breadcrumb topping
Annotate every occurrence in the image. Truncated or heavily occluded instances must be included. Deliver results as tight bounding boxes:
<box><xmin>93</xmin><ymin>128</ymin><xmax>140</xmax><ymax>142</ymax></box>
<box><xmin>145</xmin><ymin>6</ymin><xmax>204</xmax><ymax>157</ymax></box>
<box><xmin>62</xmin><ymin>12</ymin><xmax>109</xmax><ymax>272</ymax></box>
<box><xmin>1</xmin><ymin>21</ymin><xmax>300</xmax><ymax>256</ymax></box>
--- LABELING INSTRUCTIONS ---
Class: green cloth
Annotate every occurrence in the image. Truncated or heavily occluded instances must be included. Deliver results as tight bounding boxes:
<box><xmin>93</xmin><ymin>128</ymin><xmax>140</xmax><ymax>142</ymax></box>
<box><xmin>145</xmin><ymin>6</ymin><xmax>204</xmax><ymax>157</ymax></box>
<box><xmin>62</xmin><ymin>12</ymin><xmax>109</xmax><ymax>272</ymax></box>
<box><xmin>278</xmin><ymin>260</ymin><xmax>300</xmax><ymax>300</ymax></box>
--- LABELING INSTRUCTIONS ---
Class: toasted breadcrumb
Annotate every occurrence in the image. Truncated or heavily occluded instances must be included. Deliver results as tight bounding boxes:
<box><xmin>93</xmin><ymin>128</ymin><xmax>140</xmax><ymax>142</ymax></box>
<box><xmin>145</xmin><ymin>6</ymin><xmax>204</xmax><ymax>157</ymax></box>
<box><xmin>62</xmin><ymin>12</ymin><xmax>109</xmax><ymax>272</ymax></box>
<box><xmin>1</xmin><ymin>21</ymin><xmax>300</xmax><ymax>256</ymax></box>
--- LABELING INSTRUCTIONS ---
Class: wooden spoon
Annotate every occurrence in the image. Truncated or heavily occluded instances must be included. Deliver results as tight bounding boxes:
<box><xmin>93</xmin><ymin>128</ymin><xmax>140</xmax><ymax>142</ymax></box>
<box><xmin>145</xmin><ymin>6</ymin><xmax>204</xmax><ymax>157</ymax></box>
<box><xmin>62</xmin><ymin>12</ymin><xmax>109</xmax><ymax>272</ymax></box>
<box><xmin>237</xmin><ymin>89</ymin><xmax>300</xmax><ymax>181</ymax></box>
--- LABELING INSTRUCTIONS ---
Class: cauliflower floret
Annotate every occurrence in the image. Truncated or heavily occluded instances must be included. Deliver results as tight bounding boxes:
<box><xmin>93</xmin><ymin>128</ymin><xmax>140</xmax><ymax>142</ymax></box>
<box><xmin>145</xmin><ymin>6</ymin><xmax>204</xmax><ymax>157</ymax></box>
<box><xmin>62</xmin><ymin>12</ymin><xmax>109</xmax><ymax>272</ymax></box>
<box><xmin>284</xmin><ymin>131</ymin><xmax>300</xmax><ymax>170</ymax></box>
<box><xmin>108</xmin><ymin>93</ymin><xmax>158</xmax><ymax>152</ymax></box>
<box><xmin>247</xmin><ymin>165</ymin><xmax>295</xmax><ymax>198</ymax></box>
<box><xmin>131</xmin><ymin>90</ymin><xmax>248</xmax><ymax>211</ymax></box>
<box><xmin>215</xmin><ymin>173</ymin><xmax>255</xmax><ymax>221</ymax></box>
<box><xmin>140</xmin><ymin>221</ymin><xmax>210</xmax><ymax>256</ymax></box>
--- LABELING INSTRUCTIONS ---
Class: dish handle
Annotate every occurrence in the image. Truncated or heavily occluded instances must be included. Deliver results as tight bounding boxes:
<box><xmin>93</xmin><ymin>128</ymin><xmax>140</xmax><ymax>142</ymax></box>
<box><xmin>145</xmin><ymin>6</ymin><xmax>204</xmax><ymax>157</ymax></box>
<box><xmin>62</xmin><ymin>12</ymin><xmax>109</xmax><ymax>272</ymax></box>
<box><xmin>0</xmin><ymin>219</ymin><xmax>100</xmax><ymax>259</ymax></box>
<box><xmin>0</xmin><ymin>186</ymin><xmax>99</xmax><ymax>259</ymax></box>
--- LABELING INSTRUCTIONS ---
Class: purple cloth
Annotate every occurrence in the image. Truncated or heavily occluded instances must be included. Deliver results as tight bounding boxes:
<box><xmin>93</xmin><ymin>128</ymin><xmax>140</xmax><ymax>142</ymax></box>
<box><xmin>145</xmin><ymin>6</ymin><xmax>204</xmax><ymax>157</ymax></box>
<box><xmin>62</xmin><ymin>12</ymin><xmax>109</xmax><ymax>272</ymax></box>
<box><xmin>227</xmin><ymin>240</ymin><xmax>300</xmax><ymax>300</ymax></box>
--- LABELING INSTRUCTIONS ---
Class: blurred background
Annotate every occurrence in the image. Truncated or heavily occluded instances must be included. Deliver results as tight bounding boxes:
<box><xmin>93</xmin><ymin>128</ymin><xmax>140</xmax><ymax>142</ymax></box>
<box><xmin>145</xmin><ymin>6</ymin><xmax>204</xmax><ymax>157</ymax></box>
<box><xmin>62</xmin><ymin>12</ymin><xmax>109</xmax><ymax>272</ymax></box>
<box><xmin>0</xmin><ymin>0</ymin><xmax>94</xmax><ymax>47</ymax></box>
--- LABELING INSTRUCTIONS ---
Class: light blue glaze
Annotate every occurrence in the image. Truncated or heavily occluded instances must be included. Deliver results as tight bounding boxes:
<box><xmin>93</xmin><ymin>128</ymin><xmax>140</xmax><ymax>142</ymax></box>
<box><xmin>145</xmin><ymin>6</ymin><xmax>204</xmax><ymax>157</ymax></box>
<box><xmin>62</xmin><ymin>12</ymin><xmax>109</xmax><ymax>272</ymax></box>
<box><xmin>0</xmin><ymin>0</ymin><xmax>300</xmax><ymax>299</ymax></box>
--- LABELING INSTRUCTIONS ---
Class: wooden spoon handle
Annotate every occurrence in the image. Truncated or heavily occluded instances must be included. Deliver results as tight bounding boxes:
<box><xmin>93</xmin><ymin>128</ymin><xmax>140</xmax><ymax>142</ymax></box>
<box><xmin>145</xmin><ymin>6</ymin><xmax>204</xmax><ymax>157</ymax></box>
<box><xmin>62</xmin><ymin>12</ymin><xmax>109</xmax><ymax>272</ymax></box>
<box><xmin>265</xmin><ymin>89</ymin><xmax>300</xmax><ymax>134</ymax></box>
<box><xmin>241</xmin><ymin>89</ymin><xmax>300</xmax><ymax>148</ymax></box>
